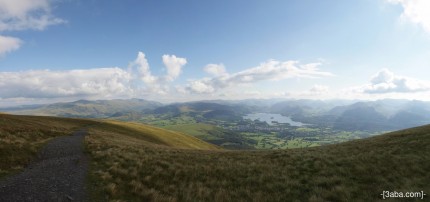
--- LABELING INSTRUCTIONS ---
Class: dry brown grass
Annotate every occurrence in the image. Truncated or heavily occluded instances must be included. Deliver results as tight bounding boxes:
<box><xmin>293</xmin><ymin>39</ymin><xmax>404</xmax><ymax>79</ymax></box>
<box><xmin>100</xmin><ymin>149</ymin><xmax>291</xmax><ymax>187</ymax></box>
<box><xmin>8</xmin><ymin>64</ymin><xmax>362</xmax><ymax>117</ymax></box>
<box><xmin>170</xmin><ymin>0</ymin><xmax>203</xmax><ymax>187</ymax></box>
<box><xmin>0</xmin><ymin>114</ymin><xmax>96</xmax><ymax>177</ymax></box>
<box><xmin>101</xmin><ymin>120</ymin><xmax>219</xmax><ymax>150</ymax></box>
<box><xmin>86</xmin><ymin>122</ymin><xmax>430</xmax><ymax>201</ymax></box>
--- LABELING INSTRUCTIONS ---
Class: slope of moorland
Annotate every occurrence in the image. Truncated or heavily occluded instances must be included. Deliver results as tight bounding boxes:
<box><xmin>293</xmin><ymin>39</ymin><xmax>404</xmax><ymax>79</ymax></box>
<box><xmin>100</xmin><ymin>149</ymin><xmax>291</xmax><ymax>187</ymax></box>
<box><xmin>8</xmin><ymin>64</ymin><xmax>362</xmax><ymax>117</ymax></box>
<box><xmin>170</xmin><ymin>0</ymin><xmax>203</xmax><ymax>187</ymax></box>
<box><xmin>86</xmin><ymin>122</ymin><xmax>430</xmax><ymax>201</ymax></box>
<box><xmin>162</xmin><ymin>123</ymin><xmax>256</xmax><ymax>149</ymax></box>
<box><xmin>0</xmin><ymin>114</ymin><xmax>95</xmax><ymax>178</ymax></box>
<box><xmin>1</xmin><ymin>113</ymin><xmax>429</xmax><ymax>201</ymax></box>
<box><xmin>0</xmin><ymin>114</ymin><xmax>217</xmax><ymax>179</ymax></box>
<box><xmin>91</xmin><ymin>120</ymin><xmax>219</xmax><ymax>150</ymax></box>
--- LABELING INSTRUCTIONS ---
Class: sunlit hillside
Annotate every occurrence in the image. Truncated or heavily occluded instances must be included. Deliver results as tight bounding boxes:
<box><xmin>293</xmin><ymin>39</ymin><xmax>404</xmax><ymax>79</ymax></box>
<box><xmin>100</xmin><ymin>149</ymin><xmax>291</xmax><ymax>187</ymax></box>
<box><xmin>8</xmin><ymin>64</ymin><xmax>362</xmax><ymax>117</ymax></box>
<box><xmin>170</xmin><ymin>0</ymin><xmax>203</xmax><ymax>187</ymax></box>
<box><xmin>0</xmin><ymin>114</ymin><xmax>217</xmax><ymax>178</ymax></box>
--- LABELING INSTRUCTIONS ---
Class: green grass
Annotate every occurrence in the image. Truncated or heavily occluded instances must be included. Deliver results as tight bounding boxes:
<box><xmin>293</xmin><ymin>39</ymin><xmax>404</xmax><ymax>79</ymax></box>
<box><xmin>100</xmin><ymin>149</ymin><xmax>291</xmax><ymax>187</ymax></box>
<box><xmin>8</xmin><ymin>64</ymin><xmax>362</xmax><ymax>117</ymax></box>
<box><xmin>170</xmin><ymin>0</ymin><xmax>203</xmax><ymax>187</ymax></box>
<box><xmin>162</xmin><ymin>123</ymin><xmax>222</xmax><ymax>140</ymax></box>
<box><xmin>162</xmin><ymin>123</ymin><xmax>256</xmax><ymax>149</ymax></box>
<box><xmin>242</xmin><ymin>132</ymin><xmax>319</xmax><ymax>149</ymax></box>
<box><xmin>139</xmin><ymin>115</ymin><xmax>197</xmax><ymax>127</ymax></box>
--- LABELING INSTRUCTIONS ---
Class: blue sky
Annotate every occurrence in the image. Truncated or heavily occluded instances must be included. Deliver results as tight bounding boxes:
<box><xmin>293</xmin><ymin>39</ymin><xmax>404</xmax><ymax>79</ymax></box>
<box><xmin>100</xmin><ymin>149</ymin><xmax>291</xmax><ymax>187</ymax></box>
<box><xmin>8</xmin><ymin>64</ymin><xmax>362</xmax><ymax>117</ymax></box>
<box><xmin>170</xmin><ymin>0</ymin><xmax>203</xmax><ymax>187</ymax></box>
<box><xmin>1</xmin><ymin>0</ymin><xmax>430</xmax><ymax>106</ymax></box>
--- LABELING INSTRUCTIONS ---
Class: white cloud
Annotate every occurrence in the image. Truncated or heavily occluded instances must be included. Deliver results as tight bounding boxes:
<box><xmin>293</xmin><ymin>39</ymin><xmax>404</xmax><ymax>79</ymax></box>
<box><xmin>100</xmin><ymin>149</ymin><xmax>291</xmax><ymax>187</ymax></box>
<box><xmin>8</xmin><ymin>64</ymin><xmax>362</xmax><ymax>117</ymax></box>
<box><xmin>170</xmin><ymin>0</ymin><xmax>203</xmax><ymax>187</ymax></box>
<box><xmin>186</xmin><ymin>60</ymin><xmax>333</xmax><ymax>94</ymax></box>
<box><xmin>243</xmin><ymin>90</ymin><xmax>262</xmax><ymax>96</ymax></box>
<box><xmin>387</xmin><ymin>0</ymin><xmax>430</xmax><ymax>33</ymax></box>
<box><xmin>0</xmin><ymin>35</ymin><xmax>22</xmax><ymax>55</ymax></box>
<box><xmin>0</xmin><ymin>67</ymin><xmax>133</xmax><ymax>99</ymax></box>
<box><xmin>162</xmin><ymin>55</ymin><xmax>187</xmax><ymax>82</ymax></box>
<box><xmin>370</xmin><ymin>68</ymin><xmax>394</xmax><ymax>84</ymax></box>
<box><xmin>0</xmin><ymin>0</ymin><xmax>65</xmax><ymax>31</ymax></box>
<box><xmin>187</xmin><ymin>79</ymin><xmax>216</xmax><ymax>94</ymax></box>
<box><xmin>204</xmin><ymin>64</ymin><xmax>227</xmax><ymax>76</ymax></box>
<box><xmin>0</xmin><ymin>53</ymin><xmax>337</xmax><ymax>105</ymax></box>
<box><xmin>0</xmin><ymin>0</ymin><xmax>64</xmax><ymax>57</ymax></box>
<box><xmin>309</xmin><ymin>85</ymin><xmax>329</xmax><ymax>94</ymax></box>
<box><xmin>0</xmin><ymin>0</ymin><xmax>48</xmax><ymax>17</ymax></box>
<box><xmin>129</xmin><ymin>52</ymin><xmax>187</xmax><ymax>84</ymax></box>
<box><xmin>360</xmin><ymin>68</ymin><xmax>430</xmax><ymax>94</ymax></box>
<box><xmin>127</xmin><ymin>52</ymin><xmax>187</xmax><ymax>95</ymax></box>
<box><xmin>129</xmin><ymin>52</ymin><xmax>157</xmax><ymax>84</ymax></box>
<box><xmin>230</xmin><ymin>61</ymin><xmax>332</xmax><ymax>82</ymax></box>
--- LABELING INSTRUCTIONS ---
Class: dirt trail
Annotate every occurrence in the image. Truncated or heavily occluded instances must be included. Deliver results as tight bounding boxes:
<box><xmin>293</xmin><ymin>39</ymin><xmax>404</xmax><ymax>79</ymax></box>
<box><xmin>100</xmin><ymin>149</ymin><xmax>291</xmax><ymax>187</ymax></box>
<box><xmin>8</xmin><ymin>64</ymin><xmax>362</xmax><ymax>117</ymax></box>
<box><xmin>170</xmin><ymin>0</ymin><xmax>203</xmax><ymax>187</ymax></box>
<box><xmin>0</xmin><ymin>129</ymin><xmax>89</xmax><ymax>202</ymax></box>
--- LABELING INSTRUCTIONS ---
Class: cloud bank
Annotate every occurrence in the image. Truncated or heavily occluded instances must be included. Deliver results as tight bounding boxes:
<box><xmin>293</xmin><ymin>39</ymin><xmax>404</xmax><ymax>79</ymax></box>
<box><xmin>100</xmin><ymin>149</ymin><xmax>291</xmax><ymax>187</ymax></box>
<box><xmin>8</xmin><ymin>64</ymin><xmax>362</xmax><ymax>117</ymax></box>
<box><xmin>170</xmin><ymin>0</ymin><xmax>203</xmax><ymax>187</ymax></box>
<box><xmin>0</xmin><ymin>0</ymin><xmax>64</xmax><ymax>31</ymax></box>
<box><xmin>186</xmin><ymin>60</ymin><xmax>333</xmax><ymax>94</ymax></box>
<box><xmin>0</xmin><ymin>51</ymin><xmax>336</xmax><ymax>104</ymax></box>
<box><xmin>309</xmin><ymin>85</ymin><xmax>330</xmax><ymax>94</ymax></box>
<box><xmin>3</xmin><ymin>52</ymin><xmax>430</xmax><ymax>105</ymax></box>
<box><xmin>204</xmin><ymin>64</ymin><xmax>227</xmax><ymax>76</ymax></box>
<box><xmin>0</xmin><ymin>68</ymin><xmax>133</xmax><ymax>99</ymax></box>
<box><xmin>360</xmin><ymin>68</ymin><xmax>430</xmax><ymax>94</ymax></box>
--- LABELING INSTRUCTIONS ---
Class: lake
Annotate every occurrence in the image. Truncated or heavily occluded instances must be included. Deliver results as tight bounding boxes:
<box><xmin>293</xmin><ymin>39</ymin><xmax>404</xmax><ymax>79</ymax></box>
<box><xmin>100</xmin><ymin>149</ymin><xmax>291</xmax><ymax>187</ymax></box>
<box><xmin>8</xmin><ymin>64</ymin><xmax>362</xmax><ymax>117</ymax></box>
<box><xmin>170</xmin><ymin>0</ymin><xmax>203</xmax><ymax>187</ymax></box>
<box><xmin>243</xmin><ymin>113</ymin><xmax>307</xmax><ymax>127</ymax></box>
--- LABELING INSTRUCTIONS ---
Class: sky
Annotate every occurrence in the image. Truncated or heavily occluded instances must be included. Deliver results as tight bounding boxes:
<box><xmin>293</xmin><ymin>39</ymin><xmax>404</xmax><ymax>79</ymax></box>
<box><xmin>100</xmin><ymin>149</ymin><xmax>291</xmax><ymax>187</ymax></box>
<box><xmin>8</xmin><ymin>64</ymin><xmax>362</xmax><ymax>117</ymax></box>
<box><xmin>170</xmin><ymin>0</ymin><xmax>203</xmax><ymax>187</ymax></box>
<box><xmin>0</xmin><ymin>0</ymin><xmax>430</xmax><ymax>107</ymax></box>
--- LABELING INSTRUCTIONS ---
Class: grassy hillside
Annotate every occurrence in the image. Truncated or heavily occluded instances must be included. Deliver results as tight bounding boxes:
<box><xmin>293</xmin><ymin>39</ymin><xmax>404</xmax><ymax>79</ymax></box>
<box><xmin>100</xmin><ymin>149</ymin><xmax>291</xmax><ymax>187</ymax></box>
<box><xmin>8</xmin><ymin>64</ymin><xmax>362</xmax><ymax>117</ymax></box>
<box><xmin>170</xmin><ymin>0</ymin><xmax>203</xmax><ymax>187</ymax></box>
<box><xmin>92</xmin><ymin>120</ymin><xmax>219</xmax><ymax>150</ymax></box>
<box><xmin>0</xmin><ymin>114</ymin><xmax>216</xmax><ymax>179</ymax></box>
<box><xmin>87</xmin><ymin>123</ymin><xmax>429</xmax><ymax>201</ymax></box>
<box><xmin>162</xmin><ymin>123</ymin><xmax>256</xmax><ymax>149</ymax></box>
<box><xmin>163</xmin><ymin>123</ymin><xmax>219</xmax><ymax>139</ymax></box>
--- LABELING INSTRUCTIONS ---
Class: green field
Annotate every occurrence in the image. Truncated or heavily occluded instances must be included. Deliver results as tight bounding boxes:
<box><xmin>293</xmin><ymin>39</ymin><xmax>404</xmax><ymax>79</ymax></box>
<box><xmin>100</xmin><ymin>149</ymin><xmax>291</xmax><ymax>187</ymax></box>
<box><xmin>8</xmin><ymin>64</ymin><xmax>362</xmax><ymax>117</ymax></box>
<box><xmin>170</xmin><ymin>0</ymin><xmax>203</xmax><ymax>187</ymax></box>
<box><xmin>139</xmin><ymin>114</ymin><xmax>197</xmax><ymax>126</ymax></box>
<box><xmin>162</xmin><ymin>123</ymin><xmax>220</xmax><ymax>140</ymax></box>
<box><xmin>159</xmin><ymin>121</ymin><xmax>374</xmax><ymax>150</ymax></box>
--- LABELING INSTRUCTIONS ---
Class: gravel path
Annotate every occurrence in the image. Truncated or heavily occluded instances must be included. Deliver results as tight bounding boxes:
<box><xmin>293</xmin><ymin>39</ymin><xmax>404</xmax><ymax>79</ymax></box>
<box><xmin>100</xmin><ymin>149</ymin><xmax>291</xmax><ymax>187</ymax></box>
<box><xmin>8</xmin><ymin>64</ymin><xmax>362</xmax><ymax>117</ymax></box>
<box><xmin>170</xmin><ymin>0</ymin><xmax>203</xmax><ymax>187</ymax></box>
<box><xmin>0</xmin><ymin>129</ymin><xmax>89</xmax><ymax>202</ymax></box>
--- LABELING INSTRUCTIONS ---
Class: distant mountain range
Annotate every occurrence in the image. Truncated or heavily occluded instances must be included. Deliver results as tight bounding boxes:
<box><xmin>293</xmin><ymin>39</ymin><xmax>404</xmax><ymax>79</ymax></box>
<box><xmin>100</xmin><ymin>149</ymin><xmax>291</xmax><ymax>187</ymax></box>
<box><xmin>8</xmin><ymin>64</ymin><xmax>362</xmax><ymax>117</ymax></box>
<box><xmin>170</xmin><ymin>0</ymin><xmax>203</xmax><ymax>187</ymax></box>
<box><xmin>1</xmin><ymin>99</ymin><xmax>162</xmax><ymax>118</ymax></box>
<box><xmin>148</xmin><ymin>101</ymin><xmax>253</xmax><ymax>121</ymax></box>
<box><xmin>2</xmin><ymin>98</ymin><xmax>430</xmax><ymax>132</ymax></box>
<box><xmin>271</xmin><ymin>99</ymin><xmax>430</xmax><ymax>131</ymax></box>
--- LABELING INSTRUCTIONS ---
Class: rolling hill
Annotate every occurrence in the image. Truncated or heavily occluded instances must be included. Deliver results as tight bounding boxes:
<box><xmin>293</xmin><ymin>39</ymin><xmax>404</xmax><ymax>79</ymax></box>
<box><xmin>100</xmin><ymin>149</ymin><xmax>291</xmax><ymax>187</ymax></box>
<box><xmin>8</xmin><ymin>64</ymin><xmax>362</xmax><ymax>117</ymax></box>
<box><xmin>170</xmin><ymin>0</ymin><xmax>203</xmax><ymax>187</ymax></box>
<box><xmin>162</xmin><ymin>123</ymin><xmax>256</xmax><ymax>149</ymax></box>
<box><xmin>3</xmin><ymin>99</ymin><xmax>162</xmax><ymax>118</ymax></box>
<box><xmin>148</xmin><ymin>101</ymin><xmax>253</xmax><ymax>120</ymax></box>
<box><xmin>1</xmin><ymin>113</ymin><xmax>428</xmax><ymax>201</ymax></box>
<box><xmin>0</xmin><ymin>114</ymin><xmax>217</xmax><ymax>178</ymax></box>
